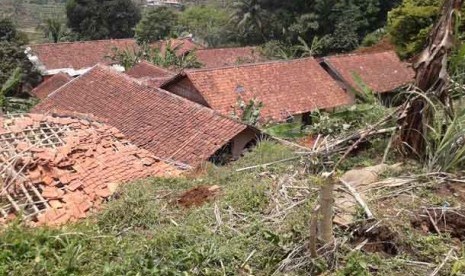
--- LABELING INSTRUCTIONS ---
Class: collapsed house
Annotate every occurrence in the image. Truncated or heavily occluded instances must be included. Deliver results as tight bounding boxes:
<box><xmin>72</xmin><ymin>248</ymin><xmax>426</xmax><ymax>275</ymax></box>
<box><xmin>26</xmin><ymin>38</ymin><xmax>201</xmax><ymax>78</ymax></box>
<box><xmin>161</xmin><ymin>58</ymin><xmax>353</xmax><ymax>123</ymax></box>
<box><xmin>33</xmin><ymin>64</ymin><xmax>259</xmax><ymax>167</ymax></box>
<box><xmin>320</xmin><ymin>51</ymin><xmax>415</xmax><ymax>95</ymax></box>
<box><xmin>125</xmin><ymin>61</ymin><xmax>175</xmax><ymax>88</ymax></box>
<box><xmin>0</xmin><ymin>113</ymin><xmax>181</xmax><ymax>226</ymax></box>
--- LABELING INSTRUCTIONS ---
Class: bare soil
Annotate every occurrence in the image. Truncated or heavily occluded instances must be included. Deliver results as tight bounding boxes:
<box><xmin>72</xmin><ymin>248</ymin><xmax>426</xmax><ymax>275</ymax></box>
<box><xmin>411</xmin><ymin>209</ymin><xmax>465</xmax><ymax>241</ymax></box>
<box><xmin>176</xmin><ymin>185</ymin><xmax>221</xmax><ymax>208</ymax></box>
<box><xmin>352</xmin><ymin>223</ymin><xmax>400</xmax><ymax>256</ymax></box>
<box><xmin>437</xmin><ymin>182</ymin><xmax>465</xmax><ymax>201</ymax></box>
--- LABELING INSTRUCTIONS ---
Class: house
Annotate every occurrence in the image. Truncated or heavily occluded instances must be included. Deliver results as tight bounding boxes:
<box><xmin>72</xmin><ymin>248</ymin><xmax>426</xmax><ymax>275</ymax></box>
<box><xmin>195</xmin><ymin>47</ymin><xmax>264</xmax><ymax>68</ymax></box>
<box><xmin>32</xmin><ymin>64</ymin><xmax>259</xmax><ymax>167</ymax></box>
<box><xmin>125</xmin><ymin>61</ymin><xmax>175</xmax><ymax>88</ymax></box>
<box><xmin>26</xmin><ymin>38</ymin><xmax>201</xmax><ymax>78</ymax></box>
<box><xmin>320</xmin><ymin>51</ymin><xmax>415</xmax><ymax>95</ymax></box>
<box><xmin>123</xmin><ymin>47</ymin><xmax>264</xmax><ymax>87</ymax></box>
<box><xmin>161</xmin><ymin>58</ymin><xmax>353</xmax><ymax>123</ymax></box>
<box><xmin>30</xmin><ymin>72</ymin><xmax>72</xmax><ymax>99</ymax></box>
<box><xmin>0</xmin><ymin>113</ymin><xmax>181</xmax><ymax>226</ymax></box>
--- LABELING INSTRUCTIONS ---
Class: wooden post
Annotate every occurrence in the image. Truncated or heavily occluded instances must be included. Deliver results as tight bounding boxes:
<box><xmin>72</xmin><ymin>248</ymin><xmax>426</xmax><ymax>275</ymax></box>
<box><xmin>318</xmin><ymin>181</ymin><xmax>334</xmax><ymax>243</ymax></box>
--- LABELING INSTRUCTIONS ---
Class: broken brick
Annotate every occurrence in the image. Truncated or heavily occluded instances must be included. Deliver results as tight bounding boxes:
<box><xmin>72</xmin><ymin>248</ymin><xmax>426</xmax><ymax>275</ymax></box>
<box><xmin>0</xmin><ymin>113</ymin><xmax>182</xmax><ymax>227</ymax></box>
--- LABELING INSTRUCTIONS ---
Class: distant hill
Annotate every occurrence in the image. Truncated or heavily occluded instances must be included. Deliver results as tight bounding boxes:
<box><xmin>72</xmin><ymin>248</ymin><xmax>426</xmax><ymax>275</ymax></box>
<box><xmin>0</xmin><ymin>0</ymin><xmax>66</xmax><ymax>43</ymax></box>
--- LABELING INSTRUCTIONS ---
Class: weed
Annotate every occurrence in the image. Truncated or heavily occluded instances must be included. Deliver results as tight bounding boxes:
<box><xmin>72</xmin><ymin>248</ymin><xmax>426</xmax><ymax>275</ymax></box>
<box><xmin>0</xmin><ymin>140</ymin><xmax>461</xmax><ymax>275</ymax></box>
<box><xmin>336</xmin><ymin>252</ymin><xmax>371</xmax><ymax>276</ymax></box>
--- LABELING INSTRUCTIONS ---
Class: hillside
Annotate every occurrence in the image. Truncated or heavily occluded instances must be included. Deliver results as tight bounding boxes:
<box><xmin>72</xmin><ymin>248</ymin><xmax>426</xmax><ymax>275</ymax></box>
<box><xmin>2</xmin><ymin>138</ymin><xmax>465</xmax><ymax>275</ymax></box>
<box><xmin>0</xmin><ymin>0</ymin><xmax>66</xmax><ymax>43</ymax></box>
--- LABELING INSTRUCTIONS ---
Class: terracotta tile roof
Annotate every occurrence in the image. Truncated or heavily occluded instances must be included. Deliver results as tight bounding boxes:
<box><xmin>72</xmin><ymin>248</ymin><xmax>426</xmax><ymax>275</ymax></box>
<box><xmin>352</xmin><ymin>38</ymin><xmax>396</xmax><ymax>55</ymax></box>
<box><xmin>27</xmin><ymin>38</ymin><xmax>202</xmax><ymax>73</ymax></box>
<box><xmin>0</xmin><ymin>113</ymin><xmax>181</xmax><ymax>226</ymax></box>
<box><xmin>154</xmin><ymin>38</ymin><xmax>202</xmax><ymax>56</ymax></box>
<box><xmin>196</xmin><ymin>47</ymin><xmax>264</xmax><ymax>68</ymax></box>
<box><xmin>30</xmin><ymin>73</ymin><xmax>72</xmax><ymax>99</ymax></box>
<box><xmin>32</xmin><ymin>64</ymin><xmax>248</xmax><ymax>166</ymax></box>
<box><xmin>163</xmin><ymin>58</ymin><xmax>353</xmax><ymax>122</ymax></box>
<box><xmin>125</xmin><ymin>61</ymin><xmax>175</xmax><ymax>87</ymax></box>
<box><xmin>322</xmin><ymin>51</ymin><xmax>415</xmax><ymax>93</ymax></box>
<box><xmin>28</xmin><ymin>39</ymin><xmax>137</xmax><ymax>72</ymax></box>
<box><xmin>126</xmin><ymin>61</ymin><xmax>174</xmax><ymax>79</ymax></box>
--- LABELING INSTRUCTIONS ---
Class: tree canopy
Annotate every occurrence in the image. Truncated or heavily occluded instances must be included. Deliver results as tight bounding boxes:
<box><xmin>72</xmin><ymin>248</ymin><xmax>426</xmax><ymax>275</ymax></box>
<box><xmin>0</xmin><ymin>18</ymin><xmax>28</xmax><ymax>45</ymax></box>
<box><xmin>179</xmin><ymin>5</ymin><xmax>234</xmax><ymax>47</ymax></box>
<box><xmin>135</xmin><ymin>7</ymin><xmax>178</xmax><ymax>44</ymax></box>
<box><xmin>0</xmin><ymin>20</ymin><xmax>41</xmax><ymax>113</ymax></box>
<box><xmin>230</xmin><ymin>0</ymin><xmax>402</xmax><ymax>54</ymax></box>
<box><xmin>66</xmin><ymin>0</ymin><xmax>141</xmax><ymax>40</ymax></box>
<box><xmin>387</xmin><ymin>0</ymin><xmax>440</xmax><ymax>58</ymax></box>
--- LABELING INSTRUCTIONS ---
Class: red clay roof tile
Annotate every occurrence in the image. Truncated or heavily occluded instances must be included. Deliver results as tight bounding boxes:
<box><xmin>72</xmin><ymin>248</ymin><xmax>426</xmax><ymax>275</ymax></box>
<box><xmin>125</xmin><ymin>61</ymin><xmax>175</xmax><ymax>88</ymax></box>
<box><xmin>30</xmin><ymin>72</ymin><xmax>72</xmax><ymax>99</ymax></box>
<box><xmin>196</xmin><ymin>47</ymin><xmax>264</xmax><ymax>68</ymax></box>
<box><xmin>125</xmin><ymin>61</ymin><xmax>174</xmax><ymax>79</ymax></box>
<box><xmin>28</xmin><ymin>38</ymin><xmax>201</xmax><ymax>73</ymax></box>
<box><xmin>163</xmin><ymin>58</ymin><xmax>353</xmax><ymax>122</ymax></box>
<box><xmin>33</xmin><ymin>64</ymin><xmax>249</xmax><ymax>166</ymax></box>
<box><xmin>0</xmin><ymin>113</ymin><xmax>182</xmax><ymax>226</ymax></box>
<box><xmin>322</xmin><ymin>51</ymin><xmax>415</xmax><ymax>93</ymax></box>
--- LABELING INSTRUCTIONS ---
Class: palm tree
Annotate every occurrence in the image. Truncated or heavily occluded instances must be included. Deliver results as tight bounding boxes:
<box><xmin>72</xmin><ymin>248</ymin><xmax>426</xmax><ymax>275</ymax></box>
<box><xmin>231</xmin><ymin>0</ymin><xmax>267</xmax><ymax>42</ymax></box>
<box><xmin>39</xmin><ymin>17</ymin><xmax>65</xmax><ymax>43</ymax></box>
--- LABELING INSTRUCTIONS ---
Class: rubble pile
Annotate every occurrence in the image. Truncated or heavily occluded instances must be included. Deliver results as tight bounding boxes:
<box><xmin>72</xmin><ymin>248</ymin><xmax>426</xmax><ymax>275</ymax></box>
<box><xmin>0</xmin><ymin>113</ymin><xmax>181</xmax><ymax>226</ymax></box>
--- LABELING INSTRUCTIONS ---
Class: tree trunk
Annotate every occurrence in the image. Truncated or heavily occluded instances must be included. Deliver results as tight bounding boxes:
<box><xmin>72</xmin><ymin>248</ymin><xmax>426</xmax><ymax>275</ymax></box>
<box><xmin>398</xmin><ymin>0</ymin><xmax>463</xmax><ymax>156</ymax></box>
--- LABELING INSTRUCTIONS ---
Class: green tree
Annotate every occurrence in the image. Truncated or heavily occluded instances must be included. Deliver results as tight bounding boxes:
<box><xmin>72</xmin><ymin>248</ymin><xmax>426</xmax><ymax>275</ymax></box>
<box><xmin>0</xmin><ymin>18</ymin><xmax>28</xmax><ymax>45</ymax></box>
<box><xmin>179</xmin><ymin>5</ymin><xmax>233</xmax><ymax>47</ymax></box>
<box><xmin>66</xmin><ymin>0</ymin><xmax>141</xmax><ymax>40</ymax></box>
<box><xmin>230</xmin><ymin>0</ymin><xmax>398</xmax><ymax>54</ymax></box>
<box><xmin>0</xmin><ymin>42</ymin><xmax>41</xmax><ymax>97</ymax></box>
<box><xmin>231</xmin><ymin>0</ymin><xmax>267</xmax><ymax>43</ymax></box>
<box><xmin>0</xmin><ymin>67</ymin><xmax>22</xmax><ymax>110</ymax></box>
<box><xmin>135</xmin><ymin>7</ymin><xmax>178</xmax><ymax>44</ymax></box>
<box><xmin>387</xmin><ymin>0</ymin><xmax>440</xmax><ymax>58</ymax></box>
<box><xmin>109</xmin><ymin>41</ymin><xmax>202</xmax><ymax>70</ymax></box>
<box><xmin>39</xmin><ymin>17</ymin><xmax>66</xmax><ymax>43</ymax></box>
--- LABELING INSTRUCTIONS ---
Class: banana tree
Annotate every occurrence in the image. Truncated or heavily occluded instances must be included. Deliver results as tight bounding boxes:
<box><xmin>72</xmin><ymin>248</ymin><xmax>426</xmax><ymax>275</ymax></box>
<box><xmin>398</xmin><ymin>0</ymin><xmax>464</xmax><ymax>156</ymax></box>
<box><xmin>0</xmin><ymin>67</ymin><xmax>22</xmax><ymax>111</ymax></box>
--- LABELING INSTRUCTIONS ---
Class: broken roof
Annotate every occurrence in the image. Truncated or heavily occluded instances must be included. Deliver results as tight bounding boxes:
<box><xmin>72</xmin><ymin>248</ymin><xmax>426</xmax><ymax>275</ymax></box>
<box><xmin>27</xmin><ymin>38</ymin><xmax>201</xmax><ymax>76</ymax></box>
<box><xmin>125</xmin><ymin>61</ymin><xmax>175</xmax><ymax>88</ymax></box>
<box><xmin>32</xmin><ymin>64</ymin><xmax>249</xmax><ymax>166</ymax></box>
<box><xmin>322</xmin><ymin>51</ymin><xmax>414</xmax><ymax>93</ymax></box>
<box><xmin>196</xmin><ymin>47</ymin><xmax>264</xmax><ymax>68</ymax></box>
<box><xmin>0</xmin><ymin>113</ymin><xmax>181</xmax><ymax>226</ymax></box>
<box><xmin>162</xmin><ymin>58</ymin><xmax>353</xmax><ymax>122</ymax></box>
<box><xmin>30</xmin><ymin>73</ymin><xmax>72</xmax><ymax>100</ymax></box>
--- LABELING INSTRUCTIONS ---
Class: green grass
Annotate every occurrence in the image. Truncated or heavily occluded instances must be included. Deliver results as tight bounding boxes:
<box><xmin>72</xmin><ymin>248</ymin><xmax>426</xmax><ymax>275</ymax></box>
<box><xmin>1</xmin><ymin>140</ymin><xmax>464</xmax><ymax>275</ymax></box>
<box><xmin>264</xmin><ymin>122</ymin><xmax>306</xmax><ymax>139</ymax></box>
<box><xmin>0</xmin><ymin>141</ymin><xmax>319</xmax><ymax>275</ymax></box>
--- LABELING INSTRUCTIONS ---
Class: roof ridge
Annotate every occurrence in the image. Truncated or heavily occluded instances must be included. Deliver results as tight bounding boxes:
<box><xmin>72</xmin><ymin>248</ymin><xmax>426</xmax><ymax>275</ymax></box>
<box><xmin>47</xmin><ymin>64</ymin><xmax>103</xmax><ymax>99</ymax></box>
<box><xmin>196</xmin><ymin>46</ymin><xmax>257</xmax><ymax>52</ymax></box>
<box><xmin>135</xmin><ymin>60</ymin><xmax>174</xmax><ymax>75</ymax></box>
<box><xmin>28</xmin><ymin>38</ymin><xmax>136</xmax><ymax>47</ymax></box>
<box><xmin>184</xmin><ymin>57</ymin><xmax>316</xmax><ymax>73</ymax></box>
<box><xmin>34</xmin><ymin>72</ymin><xmax>70</xmax><ymax>86</ymax></box>
<box><xmin>61</xmin><ymin>64</ymin><xmax>246</xmax><ymax>125</ymax></box>
<box><xmin>324</xmin><ymin>50</ymin><xmax>398</xmax><ymax>60</ymax></box>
